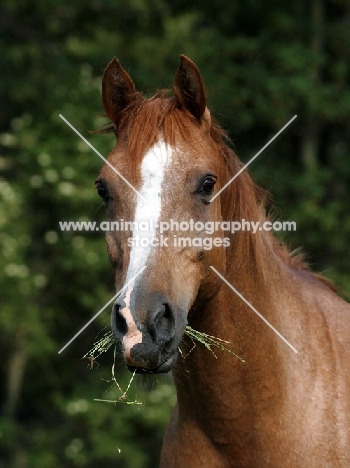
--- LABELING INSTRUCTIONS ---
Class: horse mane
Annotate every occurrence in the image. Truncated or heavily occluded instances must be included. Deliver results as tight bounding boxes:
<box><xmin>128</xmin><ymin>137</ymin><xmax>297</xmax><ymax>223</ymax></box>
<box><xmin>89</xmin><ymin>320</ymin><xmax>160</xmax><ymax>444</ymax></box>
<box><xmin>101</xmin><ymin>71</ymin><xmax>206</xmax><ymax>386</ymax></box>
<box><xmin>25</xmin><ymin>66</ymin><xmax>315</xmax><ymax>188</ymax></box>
<box><xmin>97</xmin><ymin>91</ymin><xmax>337</xmax><ymax>292</ymax></box>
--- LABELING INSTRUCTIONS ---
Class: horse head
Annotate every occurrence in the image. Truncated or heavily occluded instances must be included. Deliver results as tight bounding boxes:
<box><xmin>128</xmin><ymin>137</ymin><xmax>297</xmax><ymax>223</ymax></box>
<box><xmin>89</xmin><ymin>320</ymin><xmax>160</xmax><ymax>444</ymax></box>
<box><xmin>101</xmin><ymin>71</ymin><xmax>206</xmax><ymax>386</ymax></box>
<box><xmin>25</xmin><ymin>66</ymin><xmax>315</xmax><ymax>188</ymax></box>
<box><xmin>97</xmin><ymin>56</ymin><xmax>235</xmax><ymax>373</ymax></box>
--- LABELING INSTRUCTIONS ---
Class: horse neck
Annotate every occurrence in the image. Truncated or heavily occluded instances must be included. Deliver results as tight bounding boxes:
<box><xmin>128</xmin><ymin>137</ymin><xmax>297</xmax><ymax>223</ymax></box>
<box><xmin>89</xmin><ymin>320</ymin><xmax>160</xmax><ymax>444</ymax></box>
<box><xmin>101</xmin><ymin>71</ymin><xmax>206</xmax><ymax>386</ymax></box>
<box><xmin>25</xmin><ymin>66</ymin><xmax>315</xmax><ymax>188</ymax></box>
<box><xmin>174</xmin><ymin>221</ymin><xmax>292</xmax><ymax>427</ymax></box>
<box><xmin>195</xmin><ymin>226</ymin><xmax>287</xmax><ymax>359</ymax></box>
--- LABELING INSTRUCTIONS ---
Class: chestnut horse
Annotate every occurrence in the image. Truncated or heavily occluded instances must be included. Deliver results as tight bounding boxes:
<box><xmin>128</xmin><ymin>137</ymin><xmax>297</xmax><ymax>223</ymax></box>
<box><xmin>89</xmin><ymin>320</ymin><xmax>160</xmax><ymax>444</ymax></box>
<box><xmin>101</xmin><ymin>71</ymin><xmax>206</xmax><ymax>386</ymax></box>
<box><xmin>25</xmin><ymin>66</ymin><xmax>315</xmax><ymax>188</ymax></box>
<box><xmin>96</xmin><ymin>55</ymin><xmax>350</xmax><ymax>467</ymax></box>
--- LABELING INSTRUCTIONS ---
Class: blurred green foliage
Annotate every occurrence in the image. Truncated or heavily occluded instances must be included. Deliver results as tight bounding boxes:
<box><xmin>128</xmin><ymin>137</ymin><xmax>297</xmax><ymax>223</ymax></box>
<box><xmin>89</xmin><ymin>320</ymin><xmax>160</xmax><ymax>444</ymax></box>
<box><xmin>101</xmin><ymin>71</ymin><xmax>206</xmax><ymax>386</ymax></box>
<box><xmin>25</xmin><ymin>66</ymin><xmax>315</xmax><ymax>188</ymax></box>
<box><xmin>1</xmin><ymin>0</ymin><xmax>350</xmax><ymax>466</ymax></box>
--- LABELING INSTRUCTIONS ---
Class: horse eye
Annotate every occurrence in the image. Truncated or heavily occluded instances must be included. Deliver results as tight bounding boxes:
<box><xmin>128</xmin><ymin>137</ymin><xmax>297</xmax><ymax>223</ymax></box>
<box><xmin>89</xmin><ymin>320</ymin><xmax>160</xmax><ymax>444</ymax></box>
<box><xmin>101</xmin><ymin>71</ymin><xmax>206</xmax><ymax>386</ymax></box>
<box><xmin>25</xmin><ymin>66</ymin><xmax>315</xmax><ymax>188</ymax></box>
<box><xmin>95</xmin><ymin>179</ymin><xmax>109</xmax><ymax>203</ymax></box>
<box><xmin>199</xmin><ymin>177</ymin><xmax>216</xmax><ymax>195</ymax></box>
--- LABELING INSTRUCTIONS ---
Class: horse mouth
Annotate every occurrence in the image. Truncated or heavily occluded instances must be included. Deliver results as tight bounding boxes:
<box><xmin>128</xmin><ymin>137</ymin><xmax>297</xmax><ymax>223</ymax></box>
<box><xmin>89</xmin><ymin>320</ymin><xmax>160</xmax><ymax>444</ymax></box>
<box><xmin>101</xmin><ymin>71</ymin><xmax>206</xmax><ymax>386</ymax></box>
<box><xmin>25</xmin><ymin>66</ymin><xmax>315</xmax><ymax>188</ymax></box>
<box><xmin>127</xmin><ymin>352</ymin><xmax>178</xmax><ymax>374</ymax></box>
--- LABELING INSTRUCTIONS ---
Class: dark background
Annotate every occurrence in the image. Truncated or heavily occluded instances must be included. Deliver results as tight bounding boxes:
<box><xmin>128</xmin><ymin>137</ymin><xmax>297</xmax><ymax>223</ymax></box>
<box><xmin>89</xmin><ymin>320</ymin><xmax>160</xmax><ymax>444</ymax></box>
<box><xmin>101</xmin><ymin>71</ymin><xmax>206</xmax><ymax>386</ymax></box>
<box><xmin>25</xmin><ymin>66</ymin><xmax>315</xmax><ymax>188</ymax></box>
<box><xmin>1</xmin><ymin>1</ymin><xmax>350</xmax><ymax>466</ymax></box>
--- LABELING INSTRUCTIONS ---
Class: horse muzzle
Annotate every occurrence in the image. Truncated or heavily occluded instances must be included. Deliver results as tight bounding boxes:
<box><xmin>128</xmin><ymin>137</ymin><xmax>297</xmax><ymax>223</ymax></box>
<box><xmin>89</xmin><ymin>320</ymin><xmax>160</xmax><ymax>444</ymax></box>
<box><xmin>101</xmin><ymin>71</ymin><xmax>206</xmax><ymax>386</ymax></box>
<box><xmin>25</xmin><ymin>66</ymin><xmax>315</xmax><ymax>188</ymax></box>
<box><xmin>111</xmin><ymin>292</ymin><xmax>186</xmax><ymax>373</ymax></box>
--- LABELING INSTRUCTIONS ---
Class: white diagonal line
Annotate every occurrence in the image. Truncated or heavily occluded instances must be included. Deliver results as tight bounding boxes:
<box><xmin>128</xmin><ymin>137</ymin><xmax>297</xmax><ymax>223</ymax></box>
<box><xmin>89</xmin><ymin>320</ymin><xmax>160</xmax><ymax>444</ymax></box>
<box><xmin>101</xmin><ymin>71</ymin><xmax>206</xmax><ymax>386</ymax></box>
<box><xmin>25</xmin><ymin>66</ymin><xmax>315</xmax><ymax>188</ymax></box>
<box><xmin>59</xmin><ymin>114</ymin><xmax>147</xmax><ymax>202</ymax></box>
<box><xmin>210</xmin><ymin>115</ymin><xmax>297</xmax><ymax>202</ymax></box>
<box><xmin>58</xmin><ymin>266</ymin><xmax>146</xmax><ymax>354</ymax></box>
<box><xmin>210</xmin><ymin>266</ymin><xmax>298</xmax><ymax>353</ymax></box>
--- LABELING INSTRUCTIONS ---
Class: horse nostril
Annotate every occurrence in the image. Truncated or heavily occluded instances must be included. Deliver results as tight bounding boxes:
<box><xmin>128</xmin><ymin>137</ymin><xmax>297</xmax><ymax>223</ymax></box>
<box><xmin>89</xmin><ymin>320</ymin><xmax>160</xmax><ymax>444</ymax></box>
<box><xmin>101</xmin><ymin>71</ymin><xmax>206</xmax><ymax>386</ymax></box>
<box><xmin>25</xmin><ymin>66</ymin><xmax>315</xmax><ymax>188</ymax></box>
<box><xmin>148</xmin><ymin>303</ymin><xmax>175</xmax><ymax>342</ymax></box>
<box><xmin>111</xmin><ymin>303</ymin><xmax>128</xmax><ymax>338</ymax></box>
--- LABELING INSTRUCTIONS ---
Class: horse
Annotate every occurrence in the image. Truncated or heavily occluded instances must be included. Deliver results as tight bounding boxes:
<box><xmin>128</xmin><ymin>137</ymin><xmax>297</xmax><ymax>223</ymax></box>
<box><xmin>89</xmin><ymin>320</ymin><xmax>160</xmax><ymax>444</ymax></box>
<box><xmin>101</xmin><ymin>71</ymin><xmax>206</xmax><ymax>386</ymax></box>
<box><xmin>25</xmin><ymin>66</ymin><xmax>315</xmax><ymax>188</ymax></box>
<box><xmin>96</xmin><ymin>55</ymin><xmax>350</xmax><ymax>467</ymax></box>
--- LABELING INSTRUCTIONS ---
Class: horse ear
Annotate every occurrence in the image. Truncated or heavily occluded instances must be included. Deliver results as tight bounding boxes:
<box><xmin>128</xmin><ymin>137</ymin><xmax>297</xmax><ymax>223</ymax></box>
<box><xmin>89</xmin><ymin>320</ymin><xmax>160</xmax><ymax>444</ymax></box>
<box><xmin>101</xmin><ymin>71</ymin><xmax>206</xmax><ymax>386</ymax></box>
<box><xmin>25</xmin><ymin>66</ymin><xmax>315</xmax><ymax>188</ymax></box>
<box><xmin>173</xmin><ymin>55</ymin><xmax>207</xmax><ymax>122</ymax></box>
<box><xmin>102</xmin><ymin>58</ymin><xmax>139</xmax><ymax>129</ymax></box>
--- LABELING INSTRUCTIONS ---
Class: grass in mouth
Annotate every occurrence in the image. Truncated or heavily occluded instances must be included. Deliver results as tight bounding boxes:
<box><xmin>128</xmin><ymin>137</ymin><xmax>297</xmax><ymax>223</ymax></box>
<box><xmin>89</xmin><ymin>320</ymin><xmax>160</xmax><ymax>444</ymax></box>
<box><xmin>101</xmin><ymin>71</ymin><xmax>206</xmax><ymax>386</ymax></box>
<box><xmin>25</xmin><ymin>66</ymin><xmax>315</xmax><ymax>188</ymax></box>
<box><xmin>84</xmin><ymin>326</ymin><xmax>244</xmax><ymax>362</ymax></box>
<box><xmin>183</xmin><ymin>326</ymin><xmax>245</xmax><ymax>362</ymax></box>
<box><xmin>89</xmin><ymin>346</ymin><xmax>143</xmax><ymax>406</ymax></box>
<box><xmin>83</xmin><ymin>326</ymin><xmax>244</xmax><ymax>404</ymax></box>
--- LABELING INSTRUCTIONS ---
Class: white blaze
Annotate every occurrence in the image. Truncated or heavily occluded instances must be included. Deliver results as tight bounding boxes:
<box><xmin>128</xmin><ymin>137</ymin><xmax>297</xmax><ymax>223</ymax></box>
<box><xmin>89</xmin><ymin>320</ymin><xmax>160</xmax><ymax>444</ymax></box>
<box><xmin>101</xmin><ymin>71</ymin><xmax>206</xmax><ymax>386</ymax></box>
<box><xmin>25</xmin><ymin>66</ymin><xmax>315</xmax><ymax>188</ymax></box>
<box><xmin>116</xmin><ymin>140</ymin><xmax>172</xmax><ymax>357</ymax></box>
<box><xmin>125</xmin><ymin>139</ymin><xmax>172</xmax><ymax>282</ymax></box>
